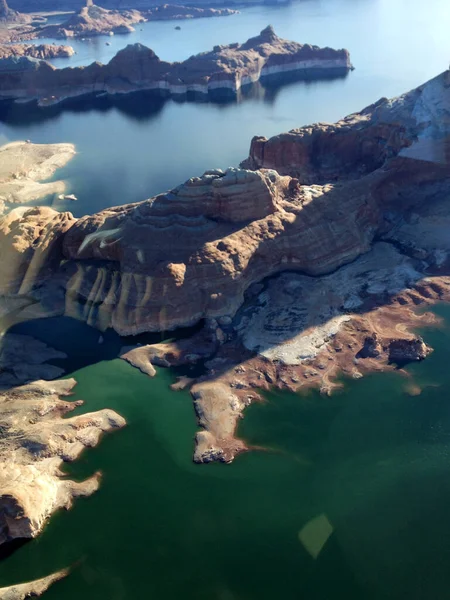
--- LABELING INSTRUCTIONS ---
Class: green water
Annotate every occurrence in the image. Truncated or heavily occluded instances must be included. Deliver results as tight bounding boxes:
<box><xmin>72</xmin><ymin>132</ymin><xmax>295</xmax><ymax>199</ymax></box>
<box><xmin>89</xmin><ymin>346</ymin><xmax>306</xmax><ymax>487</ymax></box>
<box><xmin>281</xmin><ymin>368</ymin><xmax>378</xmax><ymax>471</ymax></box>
<box><xmin>2</xmin><ymin>307</ymin><xmax>450</xmax><ymax>599</ymax></box>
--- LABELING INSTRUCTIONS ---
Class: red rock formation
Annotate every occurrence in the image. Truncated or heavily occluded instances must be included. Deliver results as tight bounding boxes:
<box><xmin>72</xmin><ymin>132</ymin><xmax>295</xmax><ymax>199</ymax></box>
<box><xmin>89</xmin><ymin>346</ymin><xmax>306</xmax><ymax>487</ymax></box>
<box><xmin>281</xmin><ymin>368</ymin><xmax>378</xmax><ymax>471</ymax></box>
<box><xmin>241</xmin><ymin>106</ymin><xmax>411</xmax><ymax>183</ymax></box>
<box><xmin>0</xmin><ymin>28</ymin><xmax>352</xmax><ymax>104</ymax></box>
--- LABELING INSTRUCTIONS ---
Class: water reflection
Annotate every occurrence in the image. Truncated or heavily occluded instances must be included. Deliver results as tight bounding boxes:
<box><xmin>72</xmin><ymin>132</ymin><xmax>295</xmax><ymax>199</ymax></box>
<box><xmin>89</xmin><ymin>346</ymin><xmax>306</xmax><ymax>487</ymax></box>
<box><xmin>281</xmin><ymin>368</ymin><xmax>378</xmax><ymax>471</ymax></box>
<box><xmin>0</xmin><ymin>70</ymin><xmax>349</xmax><ymax>127</ymax></box>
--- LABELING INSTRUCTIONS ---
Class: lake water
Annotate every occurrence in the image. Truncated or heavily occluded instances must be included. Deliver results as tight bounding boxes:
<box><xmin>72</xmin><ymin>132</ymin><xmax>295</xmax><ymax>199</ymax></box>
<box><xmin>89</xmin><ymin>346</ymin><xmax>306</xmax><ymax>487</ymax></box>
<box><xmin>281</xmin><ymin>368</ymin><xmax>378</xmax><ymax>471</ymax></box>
<box><xmin>0</xmin><ymin>0</ymin><xmax>449</xmax><ymax>216</ymax></box>
<box><xmin>2</xmin><ymin>307</ymin><xmax>450</xmax><ymax>599</ymax></box>
<box><xmin>2</xmin><ymin>2</ymin><xmax>450</xmax><ymax>597</ymax></box>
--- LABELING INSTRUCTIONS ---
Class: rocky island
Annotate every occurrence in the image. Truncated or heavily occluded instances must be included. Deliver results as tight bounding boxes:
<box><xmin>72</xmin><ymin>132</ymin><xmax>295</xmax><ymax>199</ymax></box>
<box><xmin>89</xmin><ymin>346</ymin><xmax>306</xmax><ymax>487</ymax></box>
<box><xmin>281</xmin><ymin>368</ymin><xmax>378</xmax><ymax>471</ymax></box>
<box><xmin>39</xmin><ymin>1</ymin><xmax>146</xmax><ymax>38</ymax></box>
<box><xmin>0</xmin><ymin>26</ymin><xmax>352</xmax><ymax>105</ymax></box>
<box><xmin>39</xmin><ymin>1</ymin><xmax>237</xmax><ymax>38</ymax></box>
<box><xmin>0</xmin><ymin>63</ymin><xmax>450</xmax><ymax>600</ymax></box>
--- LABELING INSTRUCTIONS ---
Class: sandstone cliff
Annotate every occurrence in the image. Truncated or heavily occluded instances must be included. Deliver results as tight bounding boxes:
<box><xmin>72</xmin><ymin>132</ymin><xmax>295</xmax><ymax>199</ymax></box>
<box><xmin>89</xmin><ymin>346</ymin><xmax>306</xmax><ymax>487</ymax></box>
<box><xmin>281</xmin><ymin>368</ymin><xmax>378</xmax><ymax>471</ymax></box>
<box><xmin>241</xmin><ymin>71</ymin><xmax>450</xmax><ymax>180</ymax></box>
<box><xmin>0</xmin><ymin>27</ymin><xmax>351</xmax><ymax>104</ymax></box>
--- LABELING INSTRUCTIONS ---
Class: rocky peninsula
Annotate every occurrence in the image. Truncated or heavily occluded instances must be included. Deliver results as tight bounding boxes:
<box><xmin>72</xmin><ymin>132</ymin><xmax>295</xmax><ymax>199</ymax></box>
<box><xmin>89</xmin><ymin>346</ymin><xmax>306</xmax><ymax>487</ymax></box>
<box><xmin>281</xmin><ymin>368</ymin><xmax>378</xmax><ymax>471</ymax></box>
<box><xmin>0</xmin><ymin>26</ymin><xmax>352</xmax><ymax>105</ymax></box>
<box><xmin>0</xmin><ymin>68</ymin><xmax>450</xmax><ymax>556</ymax></box>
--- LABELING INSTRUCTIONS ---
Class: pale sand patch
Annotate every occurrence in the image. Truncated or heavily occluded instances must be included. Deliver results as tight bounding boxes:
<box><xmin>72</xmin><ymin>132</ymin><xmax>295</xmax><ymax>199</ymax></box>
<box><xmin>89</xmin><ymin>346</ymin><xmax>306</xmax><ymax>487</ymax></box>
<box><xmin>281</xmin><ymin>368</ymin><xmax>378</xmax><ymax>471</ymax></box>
<box><xmin>0</xmin><ymin>141</ymin><xmax>76</xmax><ymax>207</ymax></box>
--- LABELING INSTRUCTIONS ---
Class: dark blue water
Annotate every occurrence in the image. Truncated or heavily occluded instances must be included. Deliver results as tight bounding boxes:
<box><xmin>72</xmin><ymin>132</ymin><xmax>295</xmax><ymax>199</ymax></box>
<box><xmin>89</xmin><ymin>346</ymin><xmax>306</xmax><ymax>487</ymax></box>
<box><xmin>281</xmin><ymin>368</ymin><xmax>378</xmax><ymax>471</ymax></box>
<box><xmin>0</xmin><ymin>0</ymin><xmax>449</xmax><ymax>216</ymax></box>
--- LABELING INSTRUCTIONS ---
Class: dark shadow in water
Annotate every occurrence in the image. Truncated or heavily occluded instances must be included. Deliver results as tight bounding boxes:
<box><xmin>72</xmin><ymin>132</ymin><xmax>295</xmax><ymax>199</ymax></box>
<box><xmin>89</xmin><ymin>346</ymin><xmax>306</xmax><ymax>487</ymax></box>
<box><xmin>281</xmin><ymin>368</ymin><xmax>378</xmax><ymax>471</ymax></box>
<box><xmin>0</xmin><ymin>70</ymin><xmax>349</xmax><ymax>126</ymax></box>
<box><xmin>7</xmin><ymin>315</ymin><xmax>204</xmax><ymax>380</ymax></box>
<box><xmin>0</xmin><ymin>538</ymin><xmax>29</xmax><ymax>562</ymax></box>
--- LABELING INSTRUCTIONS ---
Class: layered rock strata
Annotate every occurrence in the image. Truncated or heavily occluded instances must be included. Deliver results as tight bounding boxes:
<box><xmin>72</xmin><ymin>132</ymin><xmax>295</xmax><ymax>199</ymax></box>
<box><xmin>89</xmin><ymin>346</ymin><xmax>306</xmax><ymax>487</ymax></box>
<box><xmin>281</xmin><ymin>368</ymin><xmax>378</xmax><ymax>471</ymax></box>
<box><xmin>0</xmin><ymin>26</ymin><xmax>352</xmax><ymax>104</ymax></box>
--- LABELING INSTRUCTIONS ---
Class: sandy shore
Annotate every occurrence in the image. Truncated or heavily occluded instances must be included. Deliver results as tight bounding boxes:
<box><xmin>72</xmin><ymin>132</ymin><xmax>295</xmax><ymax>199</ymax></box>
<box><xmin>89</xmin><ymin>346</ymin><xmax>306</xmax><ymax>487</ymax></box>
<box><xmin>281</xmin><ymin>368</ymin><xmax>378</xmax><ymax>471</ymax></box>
<box><xmin>0</xmin><ymin>141</ymin><xmax>76</xmax><ymax>209</ymax></box>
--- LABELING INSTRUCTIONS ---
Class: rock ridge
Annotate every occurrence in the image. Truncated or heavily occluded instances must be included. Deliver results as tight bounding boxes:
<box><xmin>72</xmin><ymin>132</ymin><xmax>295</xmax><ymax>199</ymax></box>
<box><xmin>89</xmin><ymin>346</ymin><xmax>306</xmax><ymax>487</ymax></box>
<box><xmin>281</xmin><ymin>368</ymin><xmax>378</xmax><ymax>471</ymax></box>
<box><xmin>0</xmin><ymin>28</ymin><xmax>352</xmax><ymax>105</ymax></box>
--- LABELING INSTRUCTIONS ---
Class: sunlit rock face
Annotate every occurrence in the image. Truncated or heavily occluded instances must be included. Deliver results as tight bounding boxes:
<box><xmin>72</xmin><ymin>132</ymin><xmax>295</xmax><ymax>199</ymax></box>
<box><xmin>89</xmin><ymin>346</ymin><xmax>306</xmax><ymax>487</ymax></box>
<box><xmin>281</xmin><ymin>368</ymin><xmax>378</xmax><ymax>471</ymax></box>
<box><xmin>0</xmin><ymin>0</ymin><xmax>30</xmax><ymax>23</ymax></box>
<box><xmin>242</xmin><ymin>70</ymin><xmax>450</xmax><ymax>182</ymax></box>
<box><xmin>0</xmin><ymin>378</ymin><xmax>125</xmax><ymax>545</ymax></box>
<box><xmin>0</xmin><ymin>206</ymin><xmax>75</xmax><ymax>295</ymax></box>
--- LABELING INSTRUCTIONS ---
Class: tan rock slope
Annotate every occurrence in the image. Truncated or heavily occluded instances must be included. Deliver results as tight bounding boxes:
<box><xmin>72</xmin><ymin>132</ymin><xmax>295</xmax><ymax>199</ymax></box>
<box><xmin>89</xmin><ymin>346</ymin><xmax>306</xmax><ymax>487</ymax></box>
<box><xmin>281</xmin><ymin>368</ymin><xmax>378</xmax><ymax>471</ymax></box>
<box><xmin>0</xmin><ymin>27</ymin><xmax>351</xmax><ymax>105</ymax></box>
<box><xmin>0</xmin><ymin>141</ymin><xmax>76</xmax><ymax>209</ymax></box>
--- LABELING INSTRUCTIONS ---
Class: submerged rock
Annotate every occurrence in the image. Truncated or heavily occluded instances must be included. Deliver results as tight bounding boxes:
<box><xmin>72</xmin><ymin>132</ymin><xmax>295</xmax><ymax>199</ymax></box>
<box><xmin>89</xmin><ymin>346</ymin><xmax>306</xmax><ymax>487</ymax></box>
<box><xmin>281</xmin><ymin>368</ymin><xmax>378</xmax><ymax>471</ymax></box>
<box><xmin>387</xmin><ymin>337</ymin><xmax>431</xmax><ymax>364</ymax></box>
<box><xmin>0</xmin><ymin>378</ymin><xmax>125</xmax><ymax>545</ymax></box>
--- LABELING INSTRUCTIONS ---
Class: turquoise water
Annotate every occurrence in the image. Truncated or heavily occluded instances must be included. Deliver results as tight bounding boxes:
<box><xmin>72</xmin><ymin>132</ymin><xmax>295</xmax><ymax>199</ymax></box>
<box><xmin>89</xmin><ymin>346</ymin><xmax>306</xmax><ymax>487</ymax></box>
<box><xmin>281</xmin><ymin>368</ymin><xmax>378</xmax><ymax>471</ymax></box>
<box><xmin>1</xmin><ymin>308</ymin><xmax>450</xmax><ymax>598</ymax></box>
<box><xmin>0</xmin><ymin>0</ymin><xmax>449</xmax><ymax>216</ymax></box>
